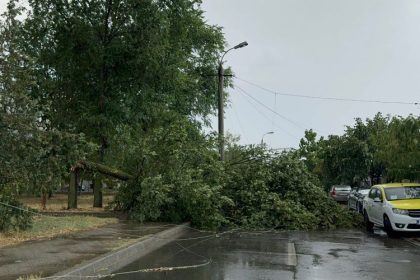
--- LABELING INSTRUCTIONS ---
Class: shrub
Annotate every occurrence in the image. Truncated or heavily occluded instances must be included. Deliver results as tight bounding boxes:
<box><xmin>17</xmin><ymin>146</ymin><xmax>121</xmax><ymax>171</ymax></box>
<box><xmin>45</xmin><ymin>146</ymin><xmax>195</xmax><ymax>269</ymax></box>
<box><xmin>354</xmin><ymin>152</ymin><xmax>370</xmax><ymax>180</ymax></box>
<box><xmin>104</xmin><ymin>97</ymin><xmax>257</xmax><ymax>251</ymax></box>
<box><xmin>0</xmin><ymin>194</ymin><xmax>33</xmax><ymax>232</ymax></box>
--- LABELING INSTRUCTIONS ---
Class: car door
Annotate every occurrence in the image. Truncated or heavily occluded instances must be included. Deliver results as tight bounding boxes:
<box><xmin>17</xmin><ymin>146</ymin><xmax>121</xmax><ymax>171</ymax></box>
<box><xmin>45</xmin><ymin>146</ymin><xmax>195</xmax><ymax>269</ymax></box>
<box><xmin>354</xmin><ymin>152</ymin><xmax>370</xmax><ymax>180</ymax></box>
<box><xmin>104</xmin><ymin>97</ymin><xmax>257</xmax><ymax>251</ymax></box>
<box><xmin>365</xmin><ymin>188</ymin><xmax>379</xmax><ymax>223</ymax></box>
<box><xmin>370</xmin><ymin>188</ymin><xmax>384</xmax><ymax>225</ymax></box>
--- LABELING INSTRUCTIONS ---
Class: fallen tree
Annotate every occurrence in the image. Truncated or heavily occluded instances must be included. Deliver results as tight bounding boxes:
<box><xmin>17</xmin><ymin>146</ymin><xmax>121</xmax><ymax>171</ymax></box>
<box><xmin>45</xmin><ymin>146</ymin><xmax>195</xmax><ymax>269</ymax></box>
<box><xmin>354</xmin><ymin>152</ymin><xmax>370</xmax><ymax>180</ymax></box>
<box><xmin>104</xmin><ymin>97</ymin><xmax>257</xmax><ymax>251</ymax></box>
<box><xmin>68</xmin><ymin>161</ymin><xmax>133</xmax><ymax>209</ymax></box>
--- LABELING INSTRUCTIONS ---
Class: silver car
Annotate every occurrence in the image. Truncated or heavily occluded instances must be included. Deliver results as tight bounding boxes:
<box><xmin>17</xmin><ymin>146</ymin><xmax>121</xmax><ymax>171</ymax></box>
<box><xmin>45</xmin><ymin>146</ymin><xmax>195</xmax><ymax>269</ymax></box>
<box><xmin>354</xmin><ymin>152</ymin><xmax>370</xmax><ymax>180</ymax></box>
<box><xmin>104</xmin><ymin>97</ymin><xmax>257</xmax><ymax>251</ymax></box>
<box><xmin>348</xmin><ymin>187</ymin><xmax>370</xmax><ymax>213</ymax></box>
<box><xmin>329</xmin><ymin>185</ymin><xmax>352</xmax><ymax>202</ymax></box>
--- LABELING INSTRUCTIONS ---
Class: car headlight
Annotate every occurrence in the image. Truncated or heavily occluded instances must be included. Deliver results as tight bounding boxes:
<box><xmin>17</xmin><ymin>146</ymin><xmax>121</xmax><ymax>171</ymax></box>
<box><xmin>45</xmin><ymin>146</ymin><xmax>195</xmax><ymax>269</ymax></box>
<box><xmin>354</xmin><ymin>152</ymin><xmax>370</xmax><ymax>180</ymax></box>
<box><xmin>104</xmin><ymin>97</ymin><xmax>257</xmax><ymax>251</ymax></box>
<box><xmin>392</xmin><ymin>208</ymin><xmax>409</xmax><ymax>216</ymax></box>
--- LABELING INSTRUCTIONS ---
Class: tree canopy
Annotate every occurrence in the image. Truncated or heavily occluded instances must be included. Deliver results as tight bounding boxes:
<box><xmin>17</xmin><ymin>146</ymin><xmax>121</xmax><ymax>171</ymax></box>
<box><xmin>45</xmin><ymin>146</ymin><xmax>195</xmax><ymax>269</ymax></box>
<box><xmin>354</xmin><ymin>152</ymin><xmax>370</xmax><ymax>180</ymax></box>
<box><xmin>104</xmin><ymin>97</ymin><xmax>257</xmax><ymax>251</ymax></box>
<box><xmin>19</xmin><ymin>0</ymin><xmax>224</xmax><ymax>161</ymax></box>
<box><xmin>298</xmin><ymin>113</ymin><xmax>420</xmax><ymax>189</ymax></box>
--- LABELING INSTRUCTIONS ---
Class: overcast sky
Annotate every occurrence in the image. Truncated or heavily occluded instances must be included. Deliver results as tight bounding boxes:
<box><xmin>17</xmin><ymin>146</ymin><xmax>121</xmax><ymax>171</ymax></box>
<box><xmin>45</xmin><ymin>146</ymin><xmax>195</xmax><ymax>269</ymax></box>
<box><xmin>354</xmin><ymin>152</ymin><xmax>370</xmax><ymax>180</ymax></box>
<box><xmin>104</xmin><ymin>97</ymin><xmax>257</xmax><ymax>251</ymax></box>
<box><xmin>1</xmin><ymin>0</ymin><xmax>419</xmax><ymax>148</ymax></box>
<box><xmin>202</xmin><ymin>0</ymin><xmax>420</xmax><ymax>148</ymax></box>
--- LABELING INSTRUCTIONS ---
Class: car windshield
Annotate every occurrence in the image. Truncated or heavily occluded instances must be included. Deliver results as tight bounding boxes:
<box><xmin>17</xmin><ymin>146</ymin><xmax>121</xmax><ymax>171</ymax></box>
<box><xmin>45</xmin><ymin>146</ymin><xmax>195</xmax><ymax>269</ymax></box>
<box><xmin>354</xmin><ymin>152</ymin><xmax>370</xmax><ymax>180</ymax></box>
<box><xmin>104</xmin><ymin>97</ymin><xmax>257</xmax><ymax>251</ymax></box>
<box><xmin>384</xmin><ymin>186</ymin><xmax>420</xmax><ymax>201</ymax></box>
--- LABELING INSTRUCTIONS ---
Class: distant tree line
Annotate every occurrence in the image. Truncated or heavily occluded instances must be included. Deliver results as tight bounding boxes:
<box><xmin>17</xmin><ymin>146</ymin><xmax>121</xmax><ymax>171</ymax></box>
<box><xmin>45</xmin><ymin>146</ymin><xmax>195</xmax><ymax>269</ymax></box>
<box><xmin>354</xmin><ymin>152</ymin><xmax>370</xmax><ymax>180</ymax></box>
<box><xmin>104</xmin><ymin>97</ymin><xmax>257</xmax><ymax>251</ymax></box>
<box><xmin>298</xmin><ymin>113</ymin><xmax>420</xmax><ymax>190</ymax></box>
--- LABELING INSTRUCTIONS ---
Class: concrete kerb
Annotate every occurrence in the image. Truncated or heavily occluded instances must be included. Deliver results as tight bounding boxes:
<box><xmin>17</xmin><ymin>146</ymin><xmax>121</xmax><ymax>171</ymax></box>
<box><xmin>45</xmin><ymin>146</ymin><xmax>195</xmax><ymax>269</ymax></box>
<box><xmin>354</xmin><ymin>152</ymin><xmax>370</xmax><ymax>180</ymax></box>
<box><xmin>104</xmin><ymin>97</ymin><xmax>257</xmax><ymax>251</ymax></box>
<box><xmin>51</xmin><ymin>223</ymin><xmax>190</xmax><ymax>279</ymax></box>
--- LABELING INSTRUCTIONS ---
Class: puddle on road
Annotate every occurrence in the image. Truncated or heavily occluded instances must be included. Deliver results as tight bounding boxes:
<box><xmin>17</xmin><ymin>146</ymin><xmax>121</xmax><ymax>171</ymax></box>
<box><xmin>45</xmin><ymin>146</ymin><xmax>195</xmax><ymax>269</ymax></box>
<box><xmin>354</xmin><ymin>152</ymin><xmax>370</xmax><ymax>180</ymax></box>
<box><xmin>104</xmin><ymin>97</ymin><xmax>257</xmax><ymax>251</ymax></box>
<box><xmin>328</xmin><ymin>248</ymin><xmax>358</xmax><ymax>258</ymax></box>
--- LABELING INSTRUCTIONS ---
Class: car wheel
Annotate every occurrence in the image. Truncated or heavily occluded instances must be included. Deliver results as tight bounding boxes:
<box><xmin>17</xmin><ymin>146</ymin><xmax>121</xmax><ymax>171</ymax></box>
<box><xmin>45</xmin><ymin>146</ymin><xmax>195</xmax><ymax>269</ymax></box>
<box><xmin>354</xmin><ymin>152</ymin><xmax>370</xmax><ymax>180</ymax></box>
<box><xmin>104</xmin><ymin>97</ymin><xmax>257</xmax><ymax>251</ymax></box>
<box><xmin>383</xmin><ymin>215</ymin><xmax>398</xmax><ymax>238</ymax></box>
<box><xmin>364</xmin><ymin>211</ymin><xmax>374</xmax><ymax>232</ymax></box>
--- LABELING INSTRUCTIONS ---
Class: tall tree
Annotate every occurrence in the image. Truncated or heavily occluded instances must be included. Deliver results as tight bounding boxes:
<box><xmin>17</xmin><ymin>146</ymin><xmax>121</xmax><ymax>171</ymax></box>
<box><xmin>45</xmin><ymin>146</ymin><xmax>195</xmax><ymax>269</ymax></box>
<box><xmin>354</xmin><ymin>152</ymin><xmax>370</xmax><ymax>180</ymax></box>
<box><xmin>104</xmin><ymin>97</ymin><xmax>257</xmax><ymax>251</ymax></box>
<box><xmin>20</xmin><ymin>0</ymin><xmax>224</xmax><ymax>142</ymax></box>
<box><xmin>12</xmin><ymin>0</ymin><xmax>225</xmax><ymax>205</ymax></box>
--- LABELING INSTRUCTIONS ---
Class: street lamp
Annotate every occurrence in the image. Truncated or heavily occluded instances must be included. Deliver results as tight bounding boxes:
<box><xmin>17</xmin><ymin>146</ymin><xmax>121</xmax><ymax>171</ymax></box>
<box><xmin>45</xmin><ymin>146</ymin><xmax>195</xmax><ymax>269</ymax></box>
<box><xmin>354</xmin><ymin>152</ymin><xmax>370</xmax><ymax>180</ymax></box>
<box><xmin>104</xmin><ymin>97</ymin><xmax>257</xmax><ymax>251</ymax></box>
<box><xmin>261</xmin><ymin>131</ymin><xmax>274</xmax><ymax>145</ymax></box>
<box><xmin>218</xmin><ymin>41</ymin><xmax>248</xmax><ymax>161</ymax></box>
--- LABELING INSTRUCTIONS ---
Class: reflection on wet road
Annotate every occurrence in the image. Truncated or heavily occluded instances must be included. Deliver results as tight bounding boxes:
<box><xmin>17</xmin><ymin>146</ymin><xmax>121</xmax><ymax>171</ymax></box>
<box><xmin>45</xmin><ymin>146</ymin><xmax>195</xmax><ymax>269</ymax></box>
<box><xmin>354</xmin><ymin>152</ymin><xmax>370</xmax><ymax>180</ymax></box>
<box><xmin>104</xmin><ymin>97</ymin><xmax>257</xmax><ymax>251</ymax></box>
<box><xmin>106</xmin><ymin>228</ymin><xmax>420</xmax><ymax>280</ymax></box>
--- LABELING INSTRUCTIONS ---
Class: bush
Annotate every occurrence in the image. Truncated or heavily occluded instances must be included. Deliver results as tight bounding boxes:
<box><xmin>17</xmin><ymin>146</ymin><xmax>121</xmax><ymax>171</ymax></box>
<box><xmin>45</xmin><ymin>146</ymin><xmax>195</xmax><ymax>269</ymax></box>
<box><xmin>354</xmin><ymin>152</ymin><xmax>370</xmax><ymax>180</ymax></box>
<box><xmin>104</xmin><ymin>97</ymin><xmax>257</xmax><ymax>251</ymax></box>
<box><xmin>0</xmin><ymin>194</ymin><xmax>33</xmax><ymax>232</ymax></box>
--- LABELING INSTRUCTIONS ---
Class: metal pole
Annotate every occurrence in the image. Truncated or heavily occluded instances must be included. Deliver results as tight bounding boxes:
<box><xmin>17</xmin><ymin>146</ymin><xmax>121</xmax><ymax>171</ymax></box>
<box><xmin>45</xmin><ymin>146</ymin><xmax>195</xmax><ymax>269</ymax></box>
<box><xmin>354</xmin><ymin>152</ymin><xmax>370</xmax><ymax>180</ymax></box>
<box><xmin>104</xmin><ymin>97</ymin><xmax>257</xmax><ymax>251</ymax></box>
<box><xmin>218</xmin><ymin>63</ymin><xmax>225</xmax><ymax>161</ymax></box>
<box><xmin>217</xmin><ymin>41</ymin><xmax>248</xmax><ymax>161</ymax></box>
<box><xmin>261</xmin><ymin>132</ymin><xmax>274</xmax><ymax>145</ymax></box>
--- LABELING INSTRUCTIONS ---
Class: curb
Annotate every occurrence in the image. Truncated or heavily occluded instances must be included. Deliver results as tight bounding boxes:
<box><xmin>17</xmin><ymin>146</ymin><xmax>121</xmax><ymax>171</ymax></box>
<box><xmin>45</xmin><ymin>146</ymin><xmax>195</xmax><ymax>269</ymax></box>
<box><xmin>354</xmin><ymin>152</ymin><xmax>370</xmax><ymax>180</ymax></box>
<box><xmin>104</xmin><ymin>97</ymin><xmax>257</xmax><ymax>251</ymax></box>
<box><xmin>51</xmin><ymin>223</ymin><xmax>189</xmax><ymax>279</ymax></box>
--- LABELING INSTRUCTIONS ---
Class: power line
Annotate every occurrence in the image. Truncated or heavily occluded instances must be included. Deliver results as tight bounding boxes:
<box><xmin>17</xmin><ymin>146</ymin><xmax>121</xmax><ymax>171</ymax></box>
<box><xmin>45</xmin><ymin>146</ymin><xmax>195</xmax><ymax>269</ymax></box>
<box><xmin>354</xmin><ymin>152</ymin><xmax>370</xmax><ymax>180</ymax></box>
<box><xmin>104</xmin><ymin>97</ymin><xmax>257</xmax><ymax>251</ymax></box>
<box><xmin>236</xmin><ymin>85</ymin><xmax>310</xmax><ymax>131</ymax></box>
<box><xmin>230</xmin><ymin>102</ymin><xmax>250</xmax><ymax>143</ymax></box>
<box><xmin>237</xmin><ymin>88</ymin><xmax>298</xmax><ymax>139</ymax></box>
<box><xmin>235</xmin><ymin>76</ymin><xmax>419</xmax><ymax>106</ymax></box>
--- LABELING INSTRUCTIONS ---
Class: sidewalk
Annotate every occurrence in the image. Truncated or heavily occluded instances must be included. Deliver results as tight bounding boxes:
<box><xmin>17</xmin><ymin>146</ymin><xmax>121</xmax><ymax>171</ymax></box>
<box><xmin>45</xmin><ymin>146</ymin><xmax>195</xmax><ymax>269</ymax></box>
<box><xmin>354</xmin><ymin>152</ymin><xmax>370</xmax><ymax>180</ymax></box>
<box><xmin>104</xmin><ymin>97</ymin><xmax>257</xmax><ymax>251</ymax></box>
<box><xmin>0</xmin><ymin>222</ymin><xmax>171</xmax><ymax>280</ymax></box>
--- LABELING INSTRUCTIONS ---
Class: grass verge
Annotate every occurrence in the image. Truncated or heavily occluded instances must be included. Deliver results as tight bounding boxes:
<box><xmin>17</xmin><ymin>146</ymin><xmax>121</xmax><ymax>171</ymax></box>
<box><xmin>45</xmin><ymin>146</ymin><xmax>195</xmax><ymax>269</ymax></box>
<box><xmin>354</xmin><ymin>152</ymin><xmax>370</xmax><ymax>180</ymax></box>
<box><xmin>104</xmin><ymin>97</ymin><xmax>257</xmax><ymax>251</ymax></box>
<box><xmin>17</xmin><ymin>275</ymin><xmax>41</xmax><ymax>280</ymax></box>
<box><xmin>19</xmin><ymin>193</ymin><xmax>115</xmax><ymax>211</ymax></box>
<box><xmin>0</xmin><ymin>215</ymin><xmax>118</xmax><ymax>248</ymax></box>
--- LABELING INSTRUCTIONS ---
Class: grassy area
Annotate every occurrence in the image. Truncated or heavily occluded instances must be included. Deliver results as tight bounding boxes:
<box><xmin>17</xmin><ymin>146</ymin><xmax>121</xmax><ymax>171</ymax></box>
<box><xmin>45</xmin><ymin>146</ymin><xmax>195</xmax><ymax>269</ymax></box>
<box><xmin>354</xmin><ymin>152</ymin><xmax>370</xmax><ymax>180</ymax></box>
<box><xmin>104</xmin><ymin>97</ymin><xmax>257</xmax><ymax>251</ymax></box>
<box><xmin>17</xmin><ymin>275</ymin><xmax>41</xmax><ymax>280</ymax></box>
<box><xmin>0</xmin><ymin>215</ymin><xmax>118</xmax><ymax>248</ymax></box>
<box><xmin>19</xmin><ymin>193</ymin><xmax>116</xmax><ymax>211</ymax></box>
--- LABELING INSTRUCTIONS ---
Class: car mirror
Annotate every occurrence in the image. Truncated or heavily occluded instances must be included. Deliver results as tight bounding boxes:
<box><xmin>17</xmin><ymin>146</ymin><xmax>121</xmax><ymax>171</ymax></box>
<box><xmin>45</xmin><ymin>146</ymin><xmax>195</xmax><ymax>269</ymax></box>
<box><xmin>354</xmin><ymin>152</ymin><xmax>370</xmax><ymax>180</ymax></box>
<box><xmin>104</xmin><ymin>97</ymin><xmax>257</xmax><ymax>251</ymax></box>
<box><xmin>373</xmin><ymin>197</ymin><xmax>382</xmax><ymax>203</ymax></box>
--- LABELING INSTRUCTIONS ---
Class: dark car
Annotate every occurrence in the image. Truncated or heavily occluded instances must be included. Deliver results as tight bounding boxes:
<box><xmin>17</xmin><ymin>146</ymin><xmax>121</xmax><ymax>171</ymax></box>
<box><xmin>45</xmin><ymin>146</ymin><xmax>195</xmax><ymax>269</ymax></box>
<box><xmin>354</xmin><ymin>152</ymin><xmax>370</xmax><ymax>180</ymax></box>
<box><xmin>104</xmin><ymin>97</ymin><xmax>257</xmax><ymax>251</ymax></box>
<box><xmin>329</xmin><ymin>185</ymin><xmax>352</xmax><ymax>202</ymax></box>
<box><xmin>348</xmin><ymin>187</ymin><xmax>370</xmax><ymax>213</ymax></box>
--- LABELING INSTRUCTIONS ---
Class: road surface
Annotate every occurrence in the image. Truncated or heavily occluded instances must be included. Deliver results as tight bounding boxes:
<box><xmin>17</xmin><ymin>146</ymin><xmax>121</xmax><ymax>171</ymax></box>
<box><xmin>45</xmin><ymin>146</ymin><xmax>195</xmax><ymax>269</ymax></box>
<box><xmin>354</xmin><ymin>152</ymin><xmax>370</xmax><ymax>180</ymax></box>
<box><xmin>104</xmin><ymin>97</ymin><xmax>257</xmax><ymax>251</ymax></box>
<box><xmin>105</xmin><ymin>228</ymin><xmax>420</xmax><ymax>280</ymax></box>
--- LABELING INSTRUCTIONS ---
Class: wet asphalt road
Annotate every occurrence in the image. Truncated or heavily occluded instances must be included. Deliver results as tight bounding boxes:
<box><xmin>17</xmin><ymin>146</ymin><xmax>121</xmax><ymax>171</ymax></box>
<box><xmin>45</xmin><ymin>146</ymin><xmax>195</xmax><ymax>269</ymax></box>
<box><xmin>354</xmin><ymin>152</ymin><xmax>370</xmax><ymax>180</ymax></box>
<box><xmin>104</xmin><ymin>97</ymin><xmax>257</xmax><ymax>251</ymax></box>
<box><xmin>106</xmin><ymin>228</ymin><xmax>420</xmax><ymax>280</ymax></box>
<box><xmin>0</xmin><ymin>222</ymin><xmax>169</xmax><ymax>280</ymax></box>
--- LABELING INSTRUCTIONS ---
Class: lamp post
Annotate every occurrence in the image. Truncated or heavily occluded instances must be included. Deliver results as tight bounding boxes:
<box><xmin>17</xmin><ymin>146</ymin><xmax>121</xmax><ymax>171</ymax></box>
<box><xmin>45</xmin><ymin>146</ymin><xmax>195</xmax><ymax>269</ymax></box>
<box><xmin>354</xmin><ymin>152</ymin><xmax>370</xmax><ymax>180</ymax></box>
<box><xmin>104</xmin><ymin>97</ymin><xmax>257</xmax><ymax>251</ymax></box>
<box><xmin>261</xmin><ymin>131</ymin><xmax>274</xmax><ymax>145</ymax></box>
<box><xmin>218</xmin><ymin>41</ymin><xmax>248</xmax><ymax>161</ymax></box>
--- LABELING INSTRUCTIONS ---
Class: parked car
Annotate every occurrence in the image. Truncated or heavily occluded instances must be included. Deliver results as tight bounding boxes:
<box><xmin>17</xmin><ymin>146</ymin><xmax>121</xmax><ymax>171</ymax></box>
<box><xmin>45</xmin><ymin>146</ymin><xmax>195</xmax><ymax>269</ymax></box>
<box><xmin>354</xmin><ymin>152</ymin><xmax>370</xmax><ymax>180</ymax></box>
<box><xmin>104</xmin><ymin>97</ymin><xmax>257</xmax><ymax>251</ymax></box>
<box><xmin>329</xmin><ymin>185</ymin><xmax>352</xmax><ymax>202</ymax></box>
<box><xmin>348</xmin><ymin>187</ymin><xmax>370</xmax><ymax>213</ymax></box>
<box><xmin>363</xmin><ymin>183</ymin><xmax>420</xmax><ymax>236</ymax></box>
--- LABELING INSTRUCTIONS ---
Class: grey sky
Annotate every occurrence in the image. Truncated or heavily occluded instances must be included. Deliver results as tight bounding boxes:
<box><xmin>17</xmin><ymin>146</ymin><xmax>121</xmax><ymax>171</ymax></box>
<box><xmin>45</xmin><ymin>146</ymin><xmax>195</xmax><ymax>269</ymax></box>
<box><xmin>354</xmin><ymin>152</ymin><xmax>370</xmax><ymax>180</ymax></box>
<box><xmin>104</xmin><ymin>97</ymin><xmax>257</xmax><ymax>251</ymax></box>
<box><xmin>202</xmin><ymin>0</ymin><xmax>420</xmax><ymax>148</ymax></box>
<box><xmin>1</xmin><ymin>0</ymin><xmax>419</xmax><ymax>148</ymax></box>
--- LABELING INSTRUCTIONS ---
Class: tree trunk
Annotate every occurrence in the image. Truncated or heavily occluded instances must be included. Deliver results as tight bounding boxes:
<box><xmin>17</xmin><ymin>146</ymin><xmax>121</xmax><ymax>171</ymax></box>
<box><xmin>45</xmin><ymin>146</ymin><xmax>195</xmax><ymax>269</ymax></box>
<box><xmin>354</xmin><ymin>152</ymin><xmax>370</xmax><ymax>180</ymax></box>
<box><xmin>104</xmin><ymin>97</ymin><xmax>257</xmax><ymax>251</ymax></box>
<box><xmin>41</xmin><ymin>192</ymin><xmax>47</xmax><ymax>210</ymax></box>
<box><xmin>69</xmin><ymin>160</ymin><xmax>132</xmax><ymax>208</ymax></box>
<box><xmin>93</xmin><ymin>176</ymin><xmax>103</xmax><ymax>208</ymax></box>
<box><xmin>68</xmin><ymin>171</ymin><xmax>78</xmax><ymax>209</ymax></box>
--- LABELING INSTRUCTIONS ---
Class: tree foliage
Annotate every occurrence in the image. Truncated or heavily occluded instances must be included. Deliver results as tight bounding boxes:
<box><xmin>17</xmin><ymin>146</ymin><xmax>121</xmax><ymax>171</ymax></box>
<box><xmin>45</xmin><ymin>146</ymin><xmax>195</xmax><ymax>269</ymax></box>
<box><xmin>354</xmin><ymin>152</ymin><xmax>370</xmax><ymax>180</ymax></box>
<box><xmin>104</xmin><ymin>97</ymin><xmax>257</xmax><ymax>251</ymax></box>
<box><xmin>374</xmin><ymin>115</ymin><xmax>419</xmax><ymax>181</ymax></box>
<box><xmin>224</xmin><ymin>146</ymin><xmax>357</xmax><ymax>230</ymax></box>
<box><xmin>298</xmin><ymin>113</ymin><xmax>420</xmax><ymax>189</ymax></box>
<box><xmin>0</xmin><ymin>194</ymin><xmax>33</xmax><ymax>232</ymax></box>
<box><xmin>1</xmin><ymin>0</ymin><xmax>225</xmax><ymax>220</ymax></box>
<box><xmin>112</xmin><ymin>114</ymin><xmax>230</xmax><ymax>229</ymax></box>
<box><xmin>113</xmin><ymin>131</ymin><xmax>358</xmax><ymax>230</ymax></box>
<box><xmin>18</xmin><ymin>0</ymin><xmax>224</xmax><ymax>161</ymax></box>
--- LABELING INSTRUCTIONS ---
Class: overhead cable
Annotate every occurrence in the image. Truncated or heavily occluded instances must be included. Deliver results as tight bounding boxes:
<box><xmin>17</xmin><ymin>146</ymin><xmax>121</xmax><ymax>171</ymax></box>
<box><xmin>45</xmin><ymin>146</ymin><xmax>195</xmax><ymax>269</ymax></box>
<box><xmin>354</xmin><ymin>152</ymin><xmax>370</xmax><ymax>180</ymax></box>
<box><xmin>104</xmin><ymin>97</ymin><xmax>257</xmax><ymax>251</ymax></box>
<box><xmin>236</xmin><ymin>85</ymin><xmax>310</xmax><ymax>131</ymax></box>
<box><xmin>236</xmin><ymin>88</ymin><xmax>298</xmax><ymax>139</ymax></box>
<box><xmin>235</xmin><ymin>76</ymin><xmax>419</xmax><ymax>106</ymax></box>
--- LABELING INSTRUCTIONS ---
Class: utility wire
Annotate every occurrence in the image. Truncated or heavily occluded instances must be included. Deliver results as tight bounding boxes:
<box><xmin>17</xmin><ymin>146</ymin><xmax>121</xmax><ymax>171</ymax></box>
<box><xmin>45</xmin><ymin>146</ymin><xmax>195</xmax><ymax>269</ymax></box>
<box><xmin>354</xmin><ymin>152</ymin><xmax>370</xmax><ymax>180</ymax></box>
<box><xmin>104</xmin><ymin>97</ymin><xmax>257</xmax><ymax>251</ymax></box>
<box><xmin>236</xmin><ymin>76</ymin><xmax>420</xmax><ymax>106</ymax></box>
<box><xmin>231</xmin><ymin>102</ymin><xmax>251</xmax><ymax>143</ymax></box>
<box><xmin>236</xmin><ymin>85</ymin><xmax>310</xmax><ymax>131</ymax></box>
<box><xmin>237</xmin><ymin>88</ymin><xmax>298</xmax><ymax>139</ymax></box>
